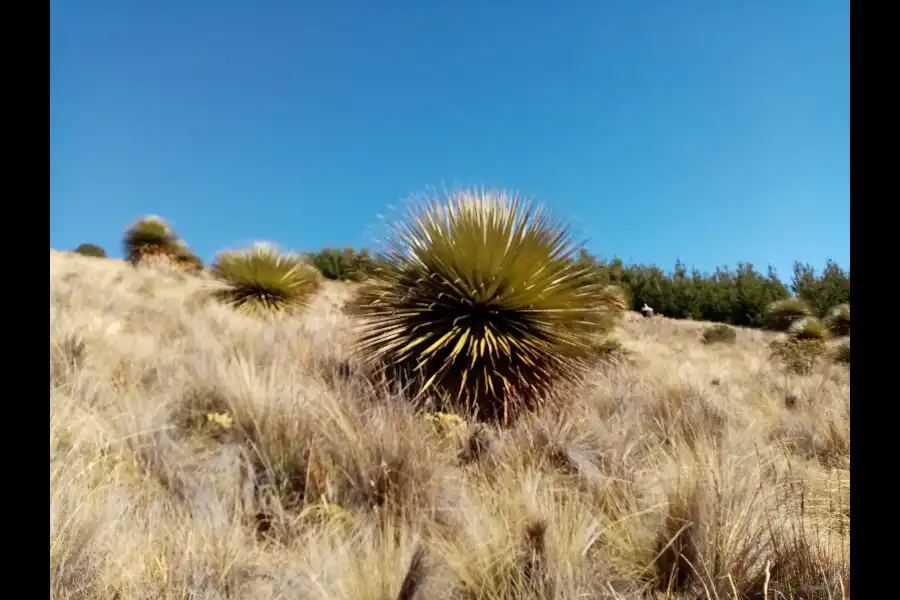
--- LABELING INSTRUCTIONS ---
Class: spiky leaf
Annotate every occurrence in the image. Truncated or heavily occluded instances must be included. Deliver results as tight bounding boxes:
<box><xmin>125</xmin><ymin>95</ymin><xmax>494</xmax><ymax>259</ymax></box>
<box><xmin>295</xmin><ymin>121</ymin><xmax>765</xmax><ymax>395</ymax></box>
<box><xmin>353</xmin><ymin>188</ymin><xmax>622</xmax><ymax>423</ymax></box>
<box><xmin>598</xmin><ymin>284</ymin><xmax>630</xmax><ymax>315</ymax></box>
<box><xmin>211</xmin><ymin>242</ymin><xmax>320</xmax><ymax>315</ymax></box>
<box><xmin>765</xmin><ymin>298</ymin><xmax>811</xmax><ymax>331</ymax></box>
<box><xmin>824</xmin><ymin>303</ymin><xmax>850</xmax><ymax>337</ymax></box>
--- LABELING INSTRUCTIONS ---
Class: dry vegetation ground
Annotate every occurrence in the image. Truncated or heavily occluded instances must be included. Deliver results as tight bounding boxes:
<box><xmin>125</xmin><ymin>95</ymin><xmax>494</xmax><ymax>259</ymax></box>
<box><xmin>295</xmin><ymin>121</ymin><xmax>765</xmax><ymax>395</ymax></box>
<box><xmin>50</xmin><ymin>249</ymin><xmax>850</xmax><ymax>600</ymax></box>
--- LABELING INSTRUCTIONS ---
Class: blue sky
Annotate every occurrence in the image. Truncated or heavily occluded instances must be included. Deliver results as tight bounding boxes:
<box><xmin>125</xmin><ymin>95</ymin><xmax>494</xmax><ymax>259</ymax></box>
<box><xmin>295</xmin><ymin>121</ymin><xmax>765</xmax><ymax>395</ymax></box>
<box><xmin>50</xmin><ymin>0</ymin><xmax>849</xmax><ymax>281</ymax></box>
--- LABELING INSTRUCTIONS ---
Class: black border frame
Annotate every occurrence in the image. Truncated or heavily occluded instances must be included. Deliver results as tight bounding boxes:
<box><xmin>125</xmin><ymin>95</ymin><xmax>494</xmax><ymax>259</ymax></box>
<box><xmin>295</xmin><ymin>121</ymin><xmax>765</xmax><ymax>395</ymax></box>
<box><xmin>48</xmin><ymin>2</ymin><xmax>860</xmax><ymax>596</ymax></box>
<box><xmin>849</xmin><ymin>1</ymin><xmax>878</xmax><ymax>595</ymax></box>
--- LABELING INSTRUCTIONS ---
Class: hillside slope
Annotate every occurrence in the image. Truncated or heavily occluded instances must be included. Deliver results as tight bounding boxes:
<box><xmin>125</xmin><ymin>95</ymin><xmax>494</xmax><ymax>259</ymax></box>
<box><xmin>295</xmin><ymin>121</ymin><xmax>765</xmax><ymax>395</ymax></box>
<box><xmin>50</xmin><ymin>249</ymin><xmax>849</xmax><ymax>599</ymax></box>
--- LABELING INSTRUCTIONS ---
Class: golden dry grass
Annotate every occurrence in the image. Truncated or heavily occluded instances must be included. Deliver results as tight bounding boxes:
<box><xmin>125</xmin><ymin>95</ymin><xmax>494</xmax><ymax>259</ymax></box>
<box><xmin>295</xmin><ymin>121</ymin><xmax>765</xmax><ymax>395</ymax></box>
<box><xmin>50</xmin><ymin>249</ymin><xmax>849</xmax><ymax>600</ymax></box>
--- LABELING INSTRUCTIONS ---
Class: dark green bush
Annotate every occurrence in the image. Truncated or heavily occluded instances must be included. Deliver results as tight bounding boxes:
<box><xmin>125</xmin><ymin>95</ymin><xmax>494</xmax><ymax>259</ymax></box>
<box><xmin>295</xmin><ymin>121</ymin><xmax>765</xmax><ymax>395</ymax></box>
<box><xmin>574</xmin><ymin>256</ymin><xmax>791</xmax><ymax>327</ymax></box>
<box><xmin>307</xmin><ymin>247</ymin><xmax>377</xmax><ymax>281</ymax></box>
<box><xmin>73</xmin><ymin>243</ymin><xmax>106</xmax><ymax>258</ymax></box>
<box><xmin>769</xmin><ymin>337</ymin><xmax>827</xmax><ymax>375</ymax></box>
<box><xmin>791</xmin><ymin>260</ymin><xmax>850</xmax><ymax>318</ymax></box>
<box><xmin>701</xmin><ymin>324</ymin><xmax>737</xmax><ymax>345</ymax></box>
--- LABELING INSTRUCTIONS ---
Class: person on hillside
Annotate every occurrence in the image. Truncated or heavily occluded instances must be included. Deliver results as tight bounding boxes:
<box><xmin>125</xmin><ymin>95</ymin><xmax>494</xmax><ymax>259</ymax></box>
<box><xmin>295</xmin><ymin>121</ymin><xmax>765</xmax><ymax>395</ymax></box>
<box><xmin>641</xmin><ymin>303</ymin><xmax>655</xmax><ymax>318</ymax></box>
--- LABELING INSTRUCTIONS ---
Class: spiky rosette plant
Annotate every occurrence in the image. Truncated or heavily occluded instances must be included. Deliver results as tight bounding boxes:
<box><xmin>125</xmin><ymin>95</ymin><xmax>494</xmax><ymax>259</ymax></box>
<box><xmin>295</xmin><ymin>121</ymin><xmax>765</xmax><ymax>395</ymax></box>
<box><xmin>824</xmin><ymin>303</ymin><xmax>850</xmax><ymax>337</ymax></box>
<box><xmin>123</xmin><ymin>215</ymin><xmax>181</xmax><ymax>265</ymax></box>
<box><xmin>353</xmin><ymin>188</ymin><xmax>619</xmax><ymax>424</ymax></box>
<box><xmin>788</xmin><ymin>316</ymin><xmax>829</xmax><ymax>341</ymax></box>
<box><xmin>210</xmin><ymin>242</ymin><xmax>320</xmax><ymax>315</ymax></box>
<box><xmin>765</xmin><ymin>297</ymin><xmax>812</xmax><ymax>331</ymax></box>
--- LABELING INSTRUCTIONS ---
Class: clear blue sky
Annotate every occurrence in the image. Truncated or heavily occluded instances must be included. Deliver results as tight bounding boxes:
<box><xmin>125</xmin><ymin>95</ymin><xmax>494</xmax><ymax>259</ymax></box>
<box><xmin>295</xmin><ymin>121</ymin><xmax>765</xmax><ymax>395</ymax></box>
<box><xmin>50</xmin><ymin>0</ymin><xmax>849</xmax><ymax>281</ymax></box>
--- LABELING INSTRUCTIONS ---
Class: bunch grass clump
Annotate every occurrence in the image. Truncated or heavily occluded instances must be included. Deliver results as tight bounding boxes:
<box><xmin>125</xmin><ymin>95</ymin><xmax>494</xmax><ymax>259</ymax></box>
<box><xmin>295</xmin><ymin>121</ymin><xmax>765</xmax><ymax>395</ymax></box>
<box><xmin>353</xmin><ymin>188</ymin><xmax>623</xmax><ymax>424</ymax></box>
<box><xmin>701</xmin><ymin>323</ymin><xmax>737</xmax><ymax>345</ymax></box>
<box><xmin>591</xmin><ymin>337</ymin><xmax>632</xmax><ymax>365</ymax></box>
<box><xmin>765</xmin><ymin>298</ymin><xmax>812</xmax><ymax>331</ymax></box>
<box><xmin>834</xmin><ymin>340</ymin><xmax>850</xmax><ymax>365</ymax></box>
<box><xmin>824</xmin><ymin>303</ymin><xmax>850</xmax><ymax>337</ymax></box>
<box><xmin>210</xmin><ymin>242</ymin><xmax>320</xmax><ymax>315</ymax></box>
<box><xmin>123</xmin><ymin>215</ymin><xmax>182</xmax><ymax>265</ymax></box>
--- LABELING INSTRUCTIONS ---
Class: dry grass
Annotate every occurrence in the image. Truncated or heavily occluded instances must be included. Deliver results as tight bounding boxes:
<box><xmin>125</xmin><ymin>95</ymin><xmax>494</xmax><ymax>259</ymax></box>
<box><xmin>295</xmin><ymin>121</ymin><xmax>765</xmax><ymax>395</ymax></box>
<box><xmin>50</xmin><ymin>250</ymin><xmax>850</xmax><ymax>600</ymax></box>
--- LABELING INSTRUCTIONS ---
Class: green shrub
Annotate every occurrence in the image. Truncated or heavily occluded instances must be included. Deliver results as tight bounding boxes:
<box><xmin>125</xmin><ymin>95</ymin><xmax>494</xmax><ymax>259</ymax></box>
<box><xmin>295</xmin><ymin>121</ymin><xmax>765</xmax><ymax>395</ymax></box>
<box><xmin>791</xmin><ymin>260</ymin><xmax>850</xmax><ymax>318</ymax></box>
<box><xmin>701</xmin><ymin>324</ymin><xmax>737</xmax><ymax>345</ymax></box>
<box><xmin>765</xmin><ymin>298</ymin><xmax>811</xmax><ymax>331</ymax></box>
<box><xmin>834</xmin><ymin>340</ymin><xmax>850</xmax><ymax>365</ymax></box>
<box><xmin>123</xmin><ymin>215</ymin><xmax>182</xmax><ymax>265</ymax></box>
<box><xmin>824</xmin><ymin>303</ymin><xmax>850</xmax><ymax>337</ymax></box>
<box><xmin>352</xmin><ymin>188</ymin><xmax>623</xmax><ymax>424</ymax></box>
<box><xmin>769</xmin><ymin>337</ymin><xmax>827</xmax><ymax>375</ymax></box>
<box><xmin>210</xmin><ymin>242</ymin><xmax>320</xmax><ymax>315</ymax></box>
<box><xmin>73</xmin><ymin>243</ymin><xmax>107</xmax><ymax>258</ymax></box>
<box><xmin>308</xmin><ymin>247</ymin><xmax>377</xmax><ymax>281</ymax></box>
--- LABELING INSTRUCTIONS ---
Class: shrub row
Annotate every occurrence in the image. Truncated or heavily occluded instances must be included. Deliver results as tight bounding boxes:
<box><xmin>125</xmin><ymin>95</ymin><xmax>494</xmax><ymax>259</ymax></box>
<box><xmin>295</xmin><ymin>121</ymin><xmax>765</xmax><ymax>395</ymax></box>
<box><xmin>72</xmin><ymin>233</ymin><xmax>849</xmax><ymax>335</ymax></box>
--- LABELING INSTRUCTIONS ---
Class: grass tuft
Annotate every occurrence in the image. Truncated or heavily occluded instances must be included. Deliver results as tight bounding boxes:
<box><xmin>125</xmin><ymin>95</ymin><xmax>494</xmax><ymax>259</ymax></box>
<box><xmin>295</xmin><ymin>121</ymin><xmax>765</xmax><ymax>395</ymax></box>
<box><xmin>49</xmin><ymin>248</ymin><xmax>851</xmax><ymax>599</ymax></box>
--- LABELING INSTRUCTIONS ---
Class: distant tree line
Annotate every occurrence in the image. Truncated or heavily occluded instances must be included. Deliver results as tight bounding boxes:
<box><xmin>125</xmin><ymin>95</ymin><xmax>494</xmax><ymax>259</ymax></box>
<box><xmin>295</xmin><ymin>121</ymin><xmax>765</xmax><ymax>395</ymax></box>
<box><xmin>305</xmin><ymin>246</ymin><xmax>849</xmax><ymax>330</ymax></box>
<box><xmin>573</xmin><ymin>252</ymin><xmax>848</xmax><ymax>328</ymax></box>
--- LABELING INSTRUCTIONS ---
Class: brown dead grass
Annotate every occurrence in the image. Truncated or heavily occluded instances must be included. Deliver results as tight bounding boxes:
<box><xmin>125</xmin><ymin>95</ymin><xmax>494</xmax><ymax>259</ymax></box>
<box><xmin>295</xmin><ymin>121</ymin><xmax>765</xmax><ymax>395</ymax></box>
<box><xmin>50</xmin><ymin>249</ymin><xmax>849</xmax><ymax>600</ymax></box>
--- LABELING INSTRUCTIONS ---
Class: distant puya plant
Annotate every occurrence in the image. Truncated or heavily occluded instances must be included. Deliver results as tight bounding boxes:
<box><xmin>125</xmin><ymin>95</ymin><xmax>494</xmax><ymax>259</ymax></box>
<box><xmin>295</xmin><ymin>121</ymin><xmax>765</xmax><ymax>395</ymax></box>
<box><xmin>122</xmin><ymin>215</ymin><xmax>203</xmax><ymax>272</ymax></box>
<box><xmin>824</xmin><ymin>303</ymin><xmax>850</xmax><ymax>337</ymax></box>
<box><xmin>73</xmin><ymin>243</ymin><xmax>107</xmax><ymax>258</ymax></box>
<box><xmin>351</xmin><ymin>187</ymin><xmax>626</xmax><ymax>425</ymax></box>
<box><xmin>210</xmin><ymin>242</ymin><xmax>321</xmax><ymax>316</ymax></box>
<box><xmin>765</xmin><ymin>297</ymin><xmax>812</xmax><ymax>332</ymax></box>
